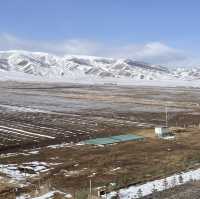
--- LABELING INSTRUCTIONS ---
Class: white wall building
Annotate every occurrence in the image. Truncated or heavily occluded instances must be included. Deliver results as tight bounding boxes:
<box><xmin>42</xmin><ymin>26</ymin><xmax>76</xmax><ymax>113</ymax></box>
<box><xmin>155</xmin><ymin>127</ymin><xmax>170</xmax><ymax>137</ymax></box>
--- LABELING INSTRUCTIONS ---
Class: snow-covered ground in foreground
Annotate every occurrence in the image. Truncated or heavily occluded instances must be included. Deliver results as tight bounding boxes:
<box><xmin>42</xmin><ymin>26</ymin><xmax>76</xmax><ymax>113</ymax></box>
<box><xmin>107</xmin><ymin>167</ymin><xmax>200</xmax><ymax>198</ymax></box>
<box><xmin>0</xmin><ymin>161</ymin><xmax>49</xmax><ymax>181</ymax></box>
<box><xmin>16</xmin><ymin>191</ymin><xmax>72</xmax><ymax>199</ymax></box>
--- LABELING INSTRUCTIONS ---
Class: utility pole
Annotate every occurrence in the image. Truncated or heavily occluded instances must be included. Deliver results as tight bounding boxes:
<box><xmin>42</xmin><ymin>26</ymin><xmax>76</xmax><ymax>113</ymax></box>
<box><xmin>38</xmin><ymin>172</ymin><xmax>41</xmax><ymax>192</ymax></box>
<box><xmin>165</xmin><ymin>106</ymin><xmax>168</xmax><ymax>127</ymax></box>
<box><xmin>89</xmin><ymin>179</ymin><xmax>92</xmax><ymax>199</ymax></box>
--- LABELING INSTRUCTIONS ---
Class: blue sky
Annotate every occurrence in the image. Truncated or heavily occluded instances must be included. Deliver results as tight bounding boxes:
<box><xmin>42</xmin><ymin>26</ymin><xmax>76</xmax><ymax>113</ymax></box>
<box><xmin>0</xmin><ymin>0</ymin><xmax>200</xmax><ymax>66</ymax></box>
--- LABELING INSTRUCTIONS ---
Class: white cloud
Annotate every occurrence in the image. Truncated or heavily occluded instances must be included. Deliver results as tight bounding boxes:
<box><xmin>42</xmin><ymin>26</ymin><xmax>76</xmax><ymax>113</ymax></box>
<box><xmin>0</xmin><ymin>33</ymin><xmax>100</xmax><ymax>55</ymax></box>
<box><xmin>103</xmin><ymin>42</ymin><xmax>188</xmax><ymax>66</ymax></box>
<box><xmin>0</xmin><ymin>33</ymin><xmax>196</xmax><ymax>67</ymax></box>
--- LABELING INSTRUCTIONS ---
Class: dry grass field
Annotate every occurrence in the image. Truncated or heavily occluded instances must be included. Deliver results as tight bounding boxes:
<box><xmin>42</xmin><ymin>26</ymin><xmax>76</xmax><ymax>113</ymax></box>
<box><xmin>1</xmin><ymin>82</ymin><xmax>200</xmax><ymax>197</ymax></box>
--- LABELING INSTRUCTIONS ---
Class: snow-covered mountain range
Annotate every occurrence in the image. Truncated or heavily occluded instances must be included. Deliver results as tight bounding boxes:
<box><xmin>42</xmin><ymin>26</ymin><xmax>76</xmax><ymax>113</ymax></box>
<box><xmin>0</xmin><ymin>50</ymin><xmax>199</xmax><ymax>83</ymax></box>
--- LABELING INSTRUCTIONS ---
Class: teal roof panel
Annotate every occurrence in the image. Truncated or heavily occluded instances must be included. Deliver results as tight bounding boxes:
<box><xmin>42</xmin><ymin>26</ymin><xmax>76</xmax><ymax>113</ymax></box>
<box><xmin>84</xmin><ymin>134</ymin><xmax>144</xmax><ymax>145</ymax></box>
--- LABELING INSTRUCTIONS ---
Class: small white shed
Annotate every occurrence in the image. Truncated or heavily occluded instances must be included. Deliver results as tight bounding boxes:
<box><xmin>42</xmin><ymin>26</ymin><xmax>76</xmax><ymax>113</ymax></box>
<box><xmin>155</xmin><ymin>127</ymin><xmax>170</xmax><ymax>137</ymax></box>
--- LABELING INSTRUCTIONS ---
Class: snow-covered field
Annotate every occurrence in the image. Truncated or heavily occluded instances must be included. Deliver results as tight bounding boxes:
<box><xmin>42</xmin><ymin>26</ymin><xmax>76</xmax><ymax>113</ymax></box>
<box><xmin>2</xmin><ymin>69</ymin><xmax>200</xmax><ymax>87</ymax></box>
<box><xmin>0</xmin><ymin>161</ymin><xmax>50</xmax><ymax>182</ymax></box>
<box><xmin>17</xmin><ymin>191</ymin><xmax>72</xmax><ymax>199</ymax></box>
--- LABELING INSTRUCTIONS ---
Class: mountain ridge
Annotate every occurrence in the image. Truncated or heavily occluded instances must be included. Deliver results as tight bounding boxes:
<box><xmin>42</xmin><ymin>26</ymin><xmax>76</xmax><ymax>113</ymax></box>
<box><xmin>0</xmin><ymin>50</ymin><xmax>199</xmax><ymax>82</ymax></box>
